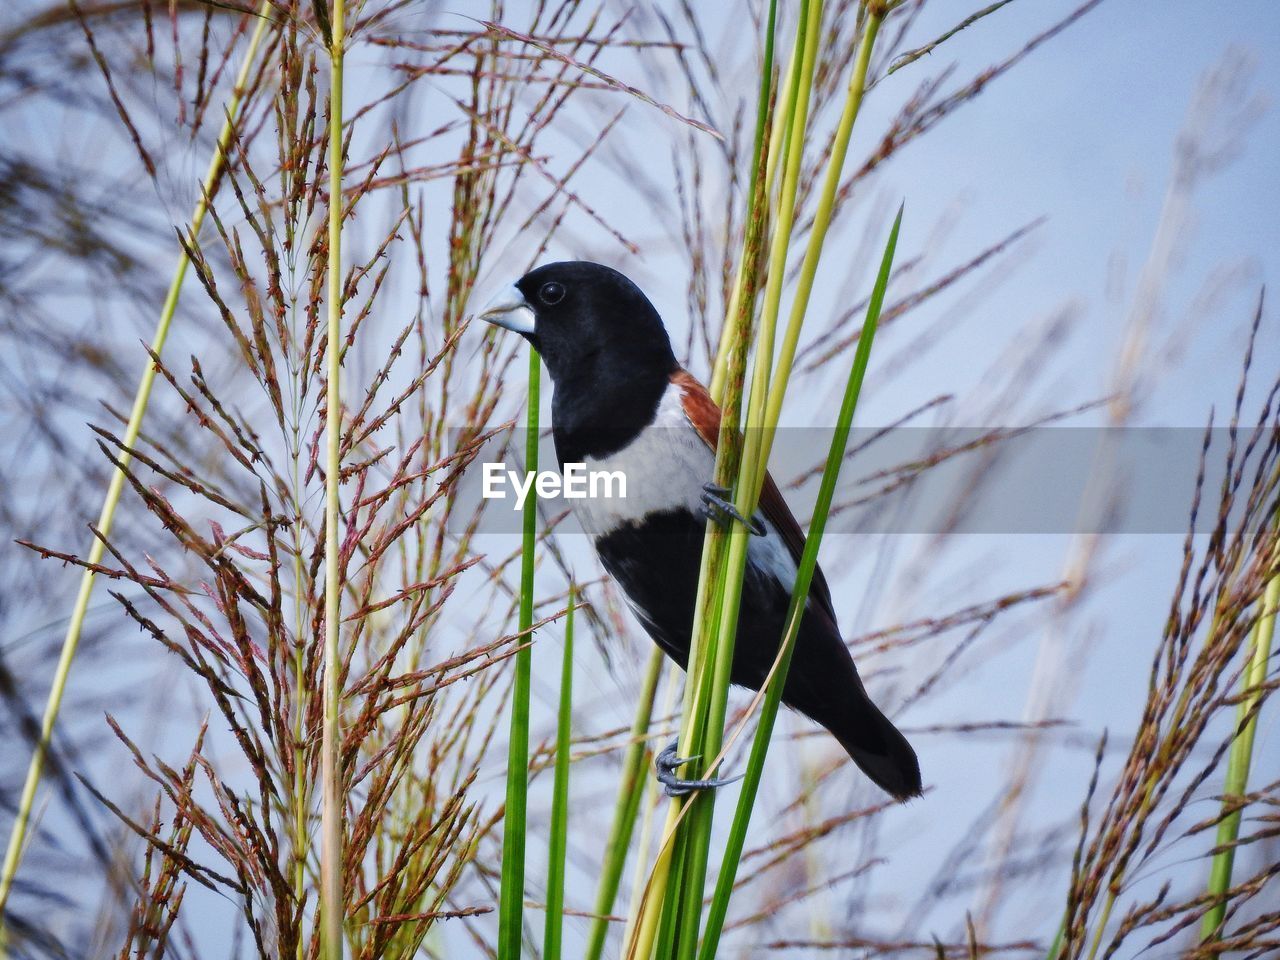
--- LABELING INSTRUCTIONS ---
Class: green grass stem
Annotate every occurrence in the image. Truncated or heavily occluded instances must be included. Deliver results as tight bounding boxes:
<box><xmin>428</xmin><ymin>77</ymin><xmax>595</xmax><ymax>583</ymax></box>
<box><xmin>710</xmin><ymin>0</ymin><xmax>781</xmax><ymax>405</ymax></box>
<box><xmin>665</xmin><ymin>6</ymin><xmax>828</xmax><ymax>957</ymax></box>
<box><xmin>1083</xmin><ymin>556</ymin><xmax>1273</xmax><ymax>960</ymax></box>
<box><xmin>698</xmin><ymin>206</ymin><xmax>901</xmax><ymax>960</ymax></box>
<box><xmin>1199</xmin><ymin>536</ymin><xmax>1278</xmax><ymax>947</ymax></box>
<box><xmin>620</xmin><ymin>669</ymin><xmax>681</xmax><ymax>952</ymax></box>
<box><xmin>543</xmin><ymin>584</ymin><xmax>575</xmax><ymax>960</ymax></box>
<box><xmin>629</xmin><ymin>5</ymin><xmax>903</xmax><ymax>956</ymax></box>
<box><xmin>758</xmin><ymin>9</ymin><xmax>882</xmax><ymax>487</ymax></box>
<box><xmin>585</xmin><ymin>648</ymin><xmax>664</xmax><ymax>960</ymax></box>
<box><xmin>626</xmin><ymin>4</ymin><xmax>784</xmax><ymax>954</ymax></box>
<box><xmin>497</xmin><ymin>345</ymin><xmax>541</xmax><ymax>958</ymax></box>
<box><xmin>732</xmin><ymin>0</ymin><xmax>823</xmax><ymax>512</ymax></box>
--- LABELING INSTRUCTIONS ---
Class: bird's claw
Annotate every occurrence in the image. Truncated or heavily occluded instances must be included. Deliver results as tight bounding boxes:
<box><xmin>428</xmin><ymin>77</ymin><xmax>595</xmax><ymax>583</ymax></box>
<box><xmin>655</xmin><ymin>738</ymin><xmax>744</xmax><ymax>797</ymax></box>
<box><xmin>700</xmin><ymin>484</ymin><xmax>765</xmax><ymax>537</ymax></box>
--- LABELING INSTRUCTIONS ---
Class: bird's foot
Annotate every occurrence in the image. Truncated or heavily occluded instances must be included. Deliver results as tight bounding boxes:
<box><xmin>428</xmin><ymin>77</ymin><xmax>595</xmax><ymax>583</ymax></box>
<box><xmin>655</xmin><ymin>738</ymin><xmax>744</xmax><ymax>797</ymax></box>
<box><xmin>700</xmin><ymin>484</ymin><xmax>765</xmax><ymax>537</ymax></box>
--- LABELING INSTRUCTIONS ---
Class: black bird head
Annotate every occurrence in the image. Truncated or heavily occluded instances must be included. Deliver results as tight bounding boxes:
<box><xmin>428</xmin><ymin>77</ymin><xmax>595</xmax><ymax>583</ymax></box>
<box><xmin>479</xmin><ymin>261</ymin><xmax>677</xmax><ymax>386</ymax></box>
<box><xmin>479</xmin><ymin>261</ymin><xmax>680</xmax><ymax>462</ymax></box>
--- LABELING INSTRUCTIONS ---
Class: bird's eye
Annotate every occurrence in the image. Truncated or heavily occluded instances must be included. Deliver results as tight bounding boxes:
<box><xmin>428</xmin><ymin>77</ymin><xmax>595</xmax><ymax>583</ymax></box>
<box><xmin>539</xmin><ymin>281</ymin><xmax>565</xmax><ymax>305</ymax></box>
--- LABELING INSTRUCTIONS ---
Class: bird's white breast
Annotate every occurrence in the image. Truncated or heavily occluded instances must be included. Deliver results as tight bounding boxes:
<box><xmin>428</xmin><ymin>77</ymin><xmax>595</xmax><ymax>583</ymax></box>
<box><xmin>569</xmin><ymin>381</ymin><xmax>803</xmax><ymax>600</ymax></box>
<box><xmin>571</xmin><ymin>382</ymin><xmax>712</xmax><ymax>536</ymax></box>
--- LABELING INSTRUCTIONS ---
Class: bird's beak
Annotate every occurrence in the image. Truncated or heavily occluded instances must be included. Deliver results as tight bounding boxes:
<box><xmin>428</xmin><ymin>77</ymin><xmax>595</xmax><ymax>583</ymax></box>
<box><xmin>478</xmin><ymin>284</ymin><xmax>536</xmax><ymax>337</ymax></box>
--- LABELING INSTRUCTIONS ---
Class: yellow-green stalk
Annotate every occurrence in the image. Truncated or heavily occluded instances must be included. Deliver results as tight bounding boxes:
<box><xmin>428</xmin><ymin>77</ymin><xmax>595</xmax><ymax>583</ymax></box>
<box><xmin>0</xmin><ymin>3</ymin><xmax>274</xmax><ymax>928</ymax></box>
<box><xmin>543</xmin><ymin>584</ymin><xmax>576</xmax><ymax>960</ymax></box>
<box><xmin>709</xmin><ymin>14</ymin><xmax>798</xmax><ymax>404</ymax></box>
<box><xmin>756</xmin><ymin>8</ymin><xmax>883</xmax><ymax>493</ymax></box>
<box><xmin>626</xmin><ymin>3</ymin><xmax>819</xmax><ymax>955</ymax></box>
<box><xmin>1083</xmin><ymin>541</ymin><xmax>1276</xmax><ymax>960</ymax></box>
<box><xmin>1199</xmin><ymin>533</ymin><xmax>1279</xmax><ymax>947</ymax></box>
<box><xmin>668</xmin><ymin>4</ymin><xmax>826</xmax><ymax>955</ymax></box>
<box><xmin>630</xmin><ymin>6</ymin><xmax>897</xmax><ymax>956</ymax></box>
<box><xmin>620</xmin><ymin>667</ymin><xmax>681</xmax><ymax>955</ymax></box>
<box><xmin>698</xmin><ymin>206</ymin><xmax>901</xmax><ymax>960</ymax></box>
<box><xmin>320</xmin><ymin>0</ymin><xmax>347</xmax><ymax>955</ymax></box>
<box><xmin>694</xmin><ymin>0</ymin><xmax>821</xmax><ymax>818</ymax></box>
<box><xmin>585</xmin><ymin>649</ymin><xmax>664</xmax><ymax>960</ymax></box>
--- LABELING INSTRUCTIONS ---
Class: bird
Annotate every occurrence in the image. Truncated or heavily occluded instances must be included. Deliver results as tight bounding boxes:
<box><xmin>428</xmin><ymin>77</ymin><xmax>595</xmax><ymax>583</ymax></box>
<box><xmin>480</xmin><ymin>260</ymin><xmax>921</xmax><ymax>801</ymax></box>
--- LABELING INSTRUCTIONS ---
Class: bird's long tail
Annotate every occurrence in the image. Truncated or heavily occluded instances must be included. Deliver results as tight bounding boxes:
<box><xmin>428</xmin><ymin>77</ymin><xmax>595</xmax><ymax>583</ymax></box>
<box><xmin>827</xmin><ymin>686</ymin><xmax>922</xmax><ymax>801</ymax></box>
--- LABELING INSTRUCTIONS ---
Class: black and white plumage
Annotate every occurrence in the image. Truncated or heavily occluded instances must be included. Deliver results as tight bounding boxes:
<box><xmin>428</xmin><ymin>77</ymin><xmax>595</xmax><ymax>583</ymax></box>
<box><xmin>481</xmin><ymin>260</ymin><xmax>921</xmax><ymax>801</ymax></box>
